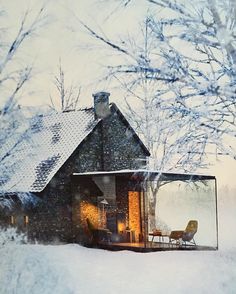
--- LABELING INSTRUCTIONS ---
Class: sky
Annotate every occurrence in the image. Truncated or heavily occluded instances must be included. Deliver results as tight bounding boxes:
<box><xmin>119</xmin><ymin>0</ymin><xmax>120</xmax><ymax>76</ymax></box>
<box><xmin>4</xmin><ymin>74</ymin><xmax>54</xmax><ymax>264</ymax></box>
<box><xmin>3</xmin><ymin>0</ymin><xmax>236</xmax><ymax>189</ymax></box>
<box><xmin>3</xmin><ymin>0</ymin><xmax>149</xmax><ymax>108</ymax></box>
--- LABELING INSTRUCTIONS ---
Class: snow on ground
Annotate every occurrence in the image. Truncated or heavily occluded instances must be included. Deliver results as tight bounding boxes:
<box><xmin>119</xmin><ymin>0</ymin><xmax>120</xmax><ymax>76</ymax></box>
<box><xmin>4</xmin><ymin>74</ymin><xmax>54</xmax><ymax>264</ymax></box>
<box><xmin>0</xmin><ymin>244</ymin><xmax>236</xmax><ymax>294</ymax></box>
<box><xmin>0</xmin><ymin>189</ymin><xmax>236</xmax><ymax>294</ymax></box>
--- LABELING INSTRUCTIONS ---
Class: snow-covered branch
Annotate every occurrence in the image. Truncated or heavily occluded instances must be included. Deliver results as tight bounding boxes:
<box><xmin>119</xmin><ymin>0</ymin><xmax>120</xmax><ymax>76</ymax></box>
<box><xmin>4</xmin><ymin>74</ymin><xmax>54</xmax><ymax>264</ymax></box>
<box><xmin>81</xmin><ymin>0</ymin><xmax>236</xmax><ymax>169</ymax></box>
<box><xmin>0</xmin><ymin>5</ymin><xmax>47</xmax><ymax>206</ymax></box>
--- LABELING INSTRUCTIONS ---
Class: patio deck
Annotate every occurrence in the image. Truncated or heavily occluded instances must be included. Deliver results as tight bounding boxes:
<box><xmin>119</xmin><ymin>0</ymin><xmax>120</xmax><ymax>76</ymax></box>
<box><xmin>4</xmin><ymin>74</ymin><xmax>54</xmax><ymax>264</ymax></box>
<box><xmin>86</xmin><ymin>242</ymin><xmax>217</xmax><ymax>252</ymax></box>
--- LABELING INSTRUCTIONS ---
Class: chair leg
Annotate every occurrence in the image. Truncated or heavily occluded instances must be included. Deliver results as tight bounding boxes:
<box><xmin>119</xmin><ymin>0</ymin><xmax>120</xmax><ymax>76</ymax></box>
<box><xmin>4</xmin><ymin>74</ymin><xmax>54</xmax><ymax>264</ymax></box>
<box><xmin>151</xmin><ymin>236</ymin><xmax>154</xmax><ymax>244</ymax></box>
<box><xmin>179</xmin><ymin>238</ymin><xmax>183</xmax><ymax>247</ymax></box>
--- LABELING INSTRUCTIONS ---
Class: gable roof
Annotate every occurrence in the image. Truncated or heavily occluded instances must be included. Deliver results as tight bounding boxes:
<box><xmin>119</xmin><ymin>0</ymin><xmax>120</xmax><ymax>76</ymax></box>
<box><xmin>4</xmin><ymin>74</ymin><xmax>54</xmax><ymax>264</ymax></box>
<box><xmin>0</xmin><ymin>103</ymin><xmax>150</xmax><ymax>193</ymax></box>
<box><xmin>0</xmin><ymin>109</ymin><xmax>100</xmax><ymax>193</ymax></box>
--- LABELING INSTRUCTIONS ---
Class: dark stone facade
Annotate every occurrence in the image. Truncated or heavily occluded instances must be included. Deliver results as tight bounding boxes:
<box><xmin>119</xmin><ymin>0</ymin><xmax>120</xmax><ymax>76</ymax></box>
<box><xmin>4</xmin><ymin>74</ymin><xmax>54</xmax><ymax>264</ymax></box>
<box><xmin>21</xmin><ymin>106</ymin><xmax>149</xmax><ymax>243</ymax></box>
<box><xmin>102</xmin><ymin>105</ymin><xmax>148</xmax><ymax>170</ymax></box>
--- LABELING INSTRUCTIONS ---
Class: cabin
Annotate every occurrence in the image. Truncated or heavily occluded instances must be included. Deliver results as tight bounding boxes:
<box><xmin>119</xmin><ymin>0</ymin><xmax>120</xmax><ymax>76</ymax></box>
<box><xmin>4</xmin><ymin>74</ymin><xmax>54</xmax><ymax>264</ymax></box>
<box><xmin>0</xmin><ymin>92</ymin><xmax>218</xmax><ymax>251</ymax></box>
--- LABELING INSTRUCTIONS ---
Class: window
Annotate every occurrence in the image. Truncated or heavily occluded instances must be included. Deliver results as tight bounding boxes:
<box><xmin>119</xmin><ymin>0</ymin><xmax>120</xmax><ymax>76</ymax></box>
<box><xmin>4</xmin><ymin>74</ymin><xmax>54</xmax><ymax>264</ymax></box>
<box><xmin>9</xmin><ymin>216</ymin><xmax>16</xmax><ymax>225</ymax></box>
<box><xmin>24</xmin><ymin>215</ymin><xmax>29</xmax><ymax>226</ymax></box>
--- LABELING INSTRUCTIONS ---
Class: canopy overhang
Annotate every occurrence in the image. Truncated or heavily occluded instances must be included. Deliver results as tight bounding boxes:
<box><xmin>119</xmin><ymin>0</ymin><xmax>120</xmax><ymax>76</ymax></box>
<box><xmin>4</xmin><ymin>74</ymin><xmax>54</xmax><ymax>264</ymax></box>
<box><xmin>73</xmin><ymin>169</ymin><xmax>216</xmax><ymax>182</ymax></box>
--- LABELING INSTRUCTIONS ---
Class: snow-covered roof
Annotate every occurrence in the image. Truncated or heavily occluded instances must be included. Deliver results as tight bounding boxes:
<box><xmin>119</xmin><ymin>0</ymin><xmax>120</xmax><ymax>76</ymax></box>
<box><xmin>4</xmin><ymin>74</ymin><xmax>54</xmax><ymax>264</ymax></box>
<box><xmin>73</xmin><ymin>169</ymin><xmax>216</xmax><ymax>180</ymax></box>
<box><xmin>1</xmin><ymin>109</ymin><xmax>100</xmax><ymax>193</ymax></box>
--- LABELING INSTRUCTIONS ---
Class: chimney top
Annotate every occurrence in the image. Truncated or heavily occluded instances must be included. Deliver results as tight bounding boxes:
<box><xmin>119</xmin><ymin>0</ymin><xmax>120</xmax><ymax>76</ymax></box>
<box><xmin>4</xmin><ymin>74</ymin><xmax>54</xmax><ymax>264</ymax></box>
<box><xmin>93</xmin><ymin>91</ymin><xmax>110</xmax><ymax>119</ymax></box>
<box><xmin>93</xmin><ymin>91</ymin><xmax>110</xmax><ymax>100</ymax></box>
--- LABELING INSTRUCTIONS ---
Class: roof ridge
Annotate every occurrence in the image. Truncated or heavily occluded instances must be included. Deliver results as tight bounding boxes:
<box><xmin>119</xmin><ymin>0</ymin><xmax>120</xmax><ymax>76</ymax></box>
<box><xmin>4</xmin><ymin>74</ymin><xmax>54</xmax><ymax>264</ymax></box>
<box><xmin>31</xmin><ymin>108</ymin><xmax>93</xmax><ymax>120</ymax></box>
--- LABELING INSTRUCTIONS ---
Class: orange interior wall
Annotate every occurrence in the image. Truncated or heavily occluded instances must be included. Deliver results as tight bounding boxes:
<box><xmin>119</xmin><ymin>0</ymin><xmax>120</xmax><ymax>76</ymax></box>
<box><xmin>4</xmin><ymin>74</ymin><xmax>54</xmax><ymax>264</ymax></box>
<box><xmin>128</xmin><ymin>191</ymin><xmax>141</xmax><ymax>242</ymax></box>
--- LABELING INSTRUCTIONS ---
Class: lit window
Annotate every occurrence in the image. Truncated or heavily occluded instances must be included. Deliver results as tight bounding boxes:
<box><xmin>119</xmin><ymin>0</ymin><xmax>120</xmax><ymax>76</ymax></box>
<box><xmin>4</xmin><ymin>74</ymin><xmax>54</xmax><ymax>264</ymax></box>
<box><xmin>24</xmin><ymin>215</ymin><xmax>29</xmax><ymax>226</ymax></box>
<box><xmin>10</xmin><ymin>216</ymin><xmax>15</xmax><ymax>225</ymax></box>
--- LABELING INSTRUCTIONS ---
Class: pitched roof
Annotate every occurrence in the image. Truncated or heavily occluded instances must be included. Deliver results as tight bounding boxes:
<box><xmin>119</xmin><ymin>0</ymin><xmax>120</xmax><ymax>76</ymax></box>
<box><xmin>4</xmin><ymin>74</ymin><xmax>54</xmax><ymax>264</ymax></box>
<box><xmin>1</xmin><ymin>103</ymin><xmax>151</xmax><ymax>194</ymax></box>
<box><xmin>0</xmin><ymin>109</ymin><xmax>100</xmax><ymax>193</ymax></box>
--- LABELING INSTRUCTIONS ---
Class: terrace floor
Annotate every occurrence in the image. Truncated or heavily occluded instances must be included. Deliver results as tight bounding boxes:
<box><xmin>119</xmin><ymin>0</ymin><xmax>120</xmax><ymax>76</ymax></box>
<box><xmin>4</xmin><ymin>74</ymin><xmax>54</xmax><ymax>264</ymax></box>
<box><xmin>87</xmin><ymin>241</ymin><xmax>217</xmax><ymax>252</ymax></box>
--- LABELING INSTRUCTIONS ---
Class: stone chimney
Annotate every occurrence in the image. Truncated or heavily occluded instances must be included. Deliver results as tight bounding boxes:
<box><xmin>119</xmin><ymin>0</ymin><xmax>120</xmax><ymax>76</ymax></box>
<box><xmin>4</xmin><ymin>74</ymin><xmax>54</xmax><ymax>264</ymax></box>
<box><xmin>93</xmin><ymin>92</ymin><xmax>111</xmax><ymax>119</ymax></box>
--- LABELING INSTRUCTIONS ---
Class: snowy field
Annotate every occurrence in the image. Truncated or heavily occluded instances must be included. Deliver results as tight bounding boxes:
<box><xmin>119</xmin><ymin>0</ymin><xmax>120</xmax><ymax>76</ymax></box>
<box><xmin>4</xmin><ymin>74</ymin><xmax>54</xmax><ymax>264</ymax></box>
<box><xmin>0</xmin><ymin>244</ymin><xmax>236</xmax><ymax>294</ymax></box>
<box><xmin>0</xmin><ymin>189</ymin><xmax>236</xmax><ymax>294</ymax></box>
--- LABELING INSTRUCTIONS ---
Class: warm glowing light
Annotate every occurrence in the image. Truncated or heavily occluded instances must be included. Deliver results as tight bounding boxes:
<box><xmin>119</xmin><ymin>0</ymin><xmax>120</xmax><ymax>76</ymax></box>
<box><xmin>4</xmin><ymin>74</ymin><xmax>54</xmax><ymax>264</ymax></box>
<box><xmin>99</xmin><ymin>199</ymin><xmax>108</xmax><ymax>228</ymax></box>
<box><xmin>79</xmin><ymin>201</ymin><xmax>99</xmax><ymax>228</ymax></box>
<box><xmin>128</xmin><ymin>191</ymin><xmax>141</xmax><ymax>242</ymax></box>
<box><xmin>10</xmin><ymin>215</ymin><xmax>15</xmax><ymax>225</ymax></box>
<box><xmin>24</xmin><ymin>215</ymin><xmax>29</xmax><ymax>225</ymax></box>
<box><xmin>117</xmin><ymin>221</ymin><xmax>126</xmax><ymax>233</ymax></box>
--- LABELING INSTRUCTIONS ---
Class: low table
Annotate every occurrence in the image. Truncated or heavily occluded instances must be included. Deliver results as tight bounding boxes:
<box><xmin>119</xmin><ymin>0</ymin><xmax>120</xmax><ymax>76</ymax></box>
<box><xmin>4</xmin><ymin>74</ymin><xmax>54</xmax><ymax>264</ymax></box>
<box><xmin>149</xmin><ymin>230</ymin><xmax>169</xmax><ymax>245</ymax></box>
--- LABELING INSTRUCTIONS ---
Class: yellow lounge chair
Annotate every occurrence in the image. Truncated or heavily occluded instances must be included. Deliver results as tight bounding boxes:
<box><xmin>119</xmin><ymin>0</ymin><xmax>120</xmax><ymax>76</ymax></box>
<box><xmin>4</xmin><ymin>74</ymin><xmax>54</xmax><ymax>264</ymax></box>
<box><xmin>169</xmin><ymin>220</ymin><xmax>198</xmax><ymax>246</ymax></box>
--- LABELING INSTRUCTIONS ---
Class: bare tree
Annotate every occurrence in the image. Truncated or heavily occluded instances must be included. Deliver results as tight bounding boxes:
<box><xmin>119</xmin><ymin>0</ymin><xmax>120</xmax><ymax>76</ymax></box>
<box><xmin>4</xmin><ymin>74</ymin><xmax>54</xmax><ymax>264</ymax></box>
<box><xmin>50</xmin><ymin>60</ymin><xmax>81</xmax><ymax>112</ymax></box>
<box><xmin>0</xmin><ymin>5</ymin><xmax>47</xmax><ymax>206</ymax></box>
<box><xmin>114</xmin><ymin>0</ymin><xmax>236</xmax><ymax>150</ymax></box>
<box><xmin>0</xmin><ymin>6</ymin><xmax>47</xmax><ymax>114</ymax></box>
<box><xmin>73</xmin><ymin>0</ymin><xmax>236</xmax><ymax>229</ymax></box>
<box><xmin>76</xmin><ymin>0</ymin><xmax>236</xmax><ymax>170</ymax></box>
<box><xmin>78</xmin><ymin>18</ymin><xmax>222</xmax><ymax>172</ymax></box>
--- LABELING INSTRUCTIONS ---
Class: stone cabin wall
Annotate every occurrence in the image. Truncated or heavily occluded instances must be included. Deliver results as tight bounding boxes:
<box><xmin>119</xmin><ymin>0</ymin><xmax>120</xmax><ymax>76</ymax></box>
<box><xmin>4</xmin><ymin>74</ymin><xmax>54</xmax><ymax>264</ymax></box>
<box><xmin>102</xmin><ymin>104</ymin><xmax>148</xmax><ymax>170</ymax></box>
<box><xmin>27</xmin><ymin>123</ymin><xmax>103</xmax><ymax>242</ymax></box>
<box><xmin>25</xmin><ymin>108</ymin><xmax>150</xmax><ymax>243</ymax></box>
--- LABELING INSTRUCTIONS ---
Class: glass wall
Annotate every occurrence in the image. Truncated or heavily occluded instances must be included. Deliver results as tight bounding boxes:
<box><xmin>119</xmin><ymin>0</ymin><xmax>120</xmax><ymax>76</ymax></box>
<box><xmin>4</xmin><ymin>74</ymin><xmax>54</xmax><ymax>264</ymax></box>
<box><xmin>146</xmin><ymin>179</ymin><xmax>218</xmax><ymax>248</ymax></box>
<box><xmin>74</xmin><ymin>173</ymin><xmax>218</xmax><ymax>250</ymax></box>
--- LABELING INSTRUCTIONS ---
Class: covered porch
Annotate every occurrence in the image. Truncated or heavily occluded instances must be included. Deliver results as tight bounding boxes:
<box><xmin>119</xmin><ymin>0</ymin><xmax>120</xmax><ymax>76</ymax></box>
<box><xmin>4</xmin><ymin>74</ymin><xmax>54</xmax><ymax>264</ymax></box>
<box><xmin>72</xmin><ymin>170</ymin><xmax>218</xmax><ymax>252</ymax></box>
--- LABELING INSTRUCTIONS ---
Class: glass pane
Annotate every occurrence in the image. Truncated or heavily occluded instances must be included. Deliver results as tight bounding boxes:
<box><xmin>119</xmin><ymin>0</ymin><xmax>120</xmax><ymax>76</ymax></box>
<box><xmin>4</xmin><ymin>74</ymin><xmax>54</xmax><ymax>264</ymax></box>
<box><xmin>147</xmin><ymin>179</ymin><xmax>217</xmax><ymax>249</ymax></box>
